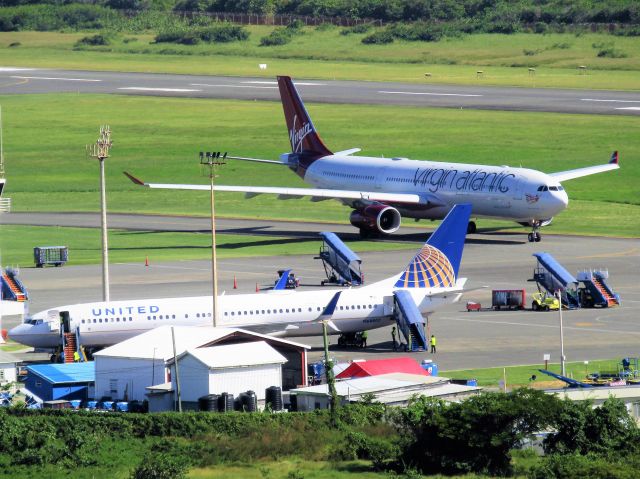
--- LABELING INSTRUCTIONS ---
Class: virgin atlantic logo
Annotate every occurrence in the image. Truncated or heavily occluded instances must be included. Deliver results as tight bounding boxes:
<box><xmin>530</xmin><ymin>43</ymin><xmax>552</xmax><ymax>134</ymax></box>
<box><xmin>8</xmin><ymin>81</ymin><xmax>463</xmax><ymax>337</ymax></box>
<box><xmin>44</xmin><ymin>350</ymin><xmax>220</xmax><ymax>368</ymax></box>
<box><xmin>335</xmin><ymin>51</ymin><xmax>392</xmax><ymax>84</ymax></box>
<box><xmin>289</xmin><ymin>115</ymin><xmax>313</xmax><ymax>153</ymax></box>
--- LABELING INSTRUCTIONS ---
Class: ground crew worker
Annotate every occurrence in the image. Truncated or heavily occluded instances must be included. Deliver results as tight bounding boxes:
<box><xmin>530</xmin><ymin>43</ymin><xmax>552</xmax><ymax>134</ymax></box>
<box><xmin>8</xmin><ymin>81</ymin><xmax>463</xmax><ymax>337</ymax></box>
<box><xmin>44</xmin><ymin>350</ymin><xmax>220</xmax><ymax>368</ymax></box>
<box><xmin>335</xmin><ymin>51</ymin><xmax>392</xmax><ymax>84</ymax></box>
<box><xmin>430</xmin><ymin>335</ymin><xmax>437</xmax><ymax>353</ymax></box>
<box><xmin>391</xmin><ymin>326</ymin><xmax>398</xmax><ymax>351</ymax></box>
<box><xmin>361</xmin><ymin>330</ymin><xmax>368</xmax><ymax>349</ymax></box>
<box><xmin>73</xmin><ymin>351</ymin><xmax>80</xmax><ymax>363</ymax></box>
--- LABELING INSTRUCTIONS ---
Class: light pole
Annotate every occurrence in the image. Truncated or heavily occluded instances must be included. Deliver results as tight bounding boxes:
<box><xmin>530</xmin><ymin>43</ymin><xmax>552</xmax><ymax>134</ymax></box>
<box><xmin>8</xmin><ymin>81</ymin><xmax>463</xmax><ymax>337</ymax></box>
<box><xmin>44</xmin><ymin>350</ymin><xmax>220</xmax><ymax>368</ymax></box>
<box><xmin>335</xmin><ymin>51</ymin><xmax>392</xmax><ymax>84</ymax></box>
<box><xmin>87</xmin><ymin>126</ymin><xmax>112</xmax><ymax>303</ymax></box>
<box><xmin>200</xmin><ymin>151</ymin><xmax>226</xmax><ymax>327</ymax></box>
<box><xmin>557</xmin><ymin>290</ymin><xmax>566</xmax><ymax>376</ymax></box>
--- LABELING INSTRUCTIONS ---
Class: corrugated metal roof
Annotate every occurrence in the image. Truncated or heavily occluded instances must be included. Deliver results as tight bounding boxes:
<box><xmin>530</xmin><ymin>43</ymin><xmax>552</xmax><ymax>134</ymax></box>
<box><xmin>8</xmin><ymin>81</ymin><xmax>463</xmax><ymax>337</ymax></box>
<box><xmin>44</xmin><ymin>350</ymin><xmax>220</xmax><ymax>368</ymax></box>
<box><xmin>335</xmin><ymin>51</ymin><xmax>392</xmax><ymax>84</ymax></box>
<box><xmin>548</xmin><ymin>385</ymin><xmax>640</xmax><ymax>401</ymax></box>
<box><xmin>292</xmin><ymin>374</ymin><xmax>479</xmax><ymax>400</ymax></box>
<box><xmin>186</xmin><ymin>341</ymin><xmax>287</xmax><ymax>369</ymax></box>
<box><xmin>94</xmin><ymin>326</ymin><xmax>309</xmax><ymax>361</ymax></box>
<box><xmin>336</xmin><ymin>357</ymin><xmax>428</xmax><ymax>379</ymax></box>
<box><xmin>26</xmin><ymin>362</ymin><xmax>95</xmax><ymax>384</ymax></box>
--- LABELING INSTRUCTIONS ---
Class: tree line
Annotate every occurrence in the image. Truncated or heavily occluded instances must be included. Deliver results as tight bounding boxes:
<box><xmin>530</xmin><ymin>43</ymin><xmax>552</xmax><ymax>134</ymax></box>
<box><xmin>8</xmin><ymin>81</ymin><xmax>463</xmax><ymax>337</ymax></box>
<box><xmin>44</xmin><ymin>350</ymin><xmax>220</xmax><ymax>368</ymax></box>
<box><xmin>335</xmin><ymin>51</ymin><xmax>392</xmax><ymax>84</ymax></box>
<box><xmin>0</xmin><ymin>389</ymin><xmax>639</xmax><ymax>478</ymax></box>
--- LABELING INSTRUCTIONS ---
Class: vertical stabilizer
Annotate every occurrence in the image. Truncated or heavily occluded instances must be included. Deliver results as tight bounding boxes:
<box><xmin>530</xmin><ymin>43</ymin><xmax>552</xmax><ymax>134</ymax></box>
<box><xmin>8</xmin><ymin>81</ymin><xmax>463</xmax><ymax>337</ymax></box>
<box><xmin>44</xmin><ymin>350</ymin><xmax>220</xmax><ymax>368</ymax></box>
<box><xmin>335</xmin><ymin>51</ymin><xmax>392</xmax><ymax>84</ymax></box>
<box><xmin>394</xmin><ymin>204</ymin><xmax>471</xmax><ymax>288</ymax></box>
<box><xmin>278</xmin><ymin>76</ymin><xmax>332</xmax><ymax>156</ymax></box>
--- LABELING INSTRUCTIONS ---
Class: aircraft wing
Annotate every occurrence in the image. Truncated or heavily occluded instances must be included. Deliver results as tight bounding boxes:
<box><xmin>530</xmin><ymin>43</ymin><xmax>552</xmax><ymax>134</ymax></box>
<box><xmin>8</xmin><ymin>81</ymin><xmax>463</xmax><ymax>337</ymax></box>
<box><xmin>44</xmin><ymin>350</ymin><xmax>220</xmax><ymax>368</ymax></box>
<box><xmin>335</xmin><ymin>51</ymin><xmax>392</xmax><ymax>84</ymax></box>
<box><xmin>549</xmin><ymin>151</ymin><xmax>619</xmax><ymax>182</ymax></box>
<box><xmin>124</xmin><ymin>172</ymin><xmax>442</xmax><ymax>206</ymax></box>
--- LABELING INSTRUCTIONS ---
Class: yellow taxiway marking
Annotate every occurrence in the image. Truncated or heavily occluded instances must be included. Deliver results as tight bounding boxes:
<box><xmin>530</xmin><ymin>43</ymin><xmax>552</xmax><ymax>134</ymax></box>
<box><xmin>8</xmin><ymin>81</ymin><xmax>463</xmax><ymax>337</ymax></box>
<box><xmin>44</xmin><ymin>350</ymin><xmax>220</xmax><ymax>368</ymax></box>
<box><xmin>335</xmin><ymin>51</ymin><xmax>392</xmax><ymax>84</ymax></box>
<box><xmin>0</xmin><ymin>78</ymin><xmax>29</xmax><ymax>88</ymax></box>
<box><xmin>577</xmin><ymin>247</ymin><xmax>639</xmax><ymax>260</ymax></box>
<box><xmin>575</xmin><ymin>322</ymin><xmax>595</xmax><ymax>327</ymax></box>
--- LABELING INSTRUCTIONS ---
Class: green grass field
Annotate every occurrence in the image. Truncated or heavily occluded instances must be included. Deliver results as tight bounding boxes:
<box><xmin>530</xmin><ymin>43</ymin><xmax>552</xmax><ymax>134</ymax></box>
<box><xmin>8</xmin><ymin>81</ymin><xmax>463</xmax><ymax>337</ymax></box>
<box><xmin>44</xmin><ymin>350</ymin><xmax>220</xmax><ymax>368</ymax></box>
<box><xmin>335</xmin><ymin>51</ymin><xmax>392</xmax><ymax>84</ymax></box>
<box><xmin>0</xmin><ymin>29</ymin><xmax>639</xmax><ymax>89</ymax></box>
<box><xmin>443</xmin><ymin>358</ymin><xmax>626</xmax><ymax>388</ymax></box>
<box><xmin>0</xmin><ymin>225</ymin><xmax>416</xmax><ymax>266</ymax></box>
<box><xmin>1</xmin><ymin>93</ymin><xmax>638</xmax><ymax>242</ymax></box>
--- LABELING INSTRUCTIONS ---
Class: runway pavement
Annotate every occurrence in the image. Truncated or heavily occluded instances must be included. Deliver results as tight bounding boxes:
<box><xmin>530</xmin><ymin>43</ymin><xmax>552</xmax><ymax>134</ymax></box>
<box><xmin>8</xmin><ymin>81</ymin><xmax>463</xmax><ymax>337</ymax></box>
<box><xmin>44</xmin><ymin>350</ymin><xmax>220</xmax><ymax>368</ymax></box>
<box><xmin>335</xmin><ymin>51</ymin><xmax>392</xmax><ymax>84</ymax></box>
<box><xmin>2</xmin><ymin>212</ymin><xmax>638</xmax><ymax>371</ymax></box>
<box><xmin>1</xmin><ymin>67</ymin><xmax>639</xmax><ymax>115</ymax></box>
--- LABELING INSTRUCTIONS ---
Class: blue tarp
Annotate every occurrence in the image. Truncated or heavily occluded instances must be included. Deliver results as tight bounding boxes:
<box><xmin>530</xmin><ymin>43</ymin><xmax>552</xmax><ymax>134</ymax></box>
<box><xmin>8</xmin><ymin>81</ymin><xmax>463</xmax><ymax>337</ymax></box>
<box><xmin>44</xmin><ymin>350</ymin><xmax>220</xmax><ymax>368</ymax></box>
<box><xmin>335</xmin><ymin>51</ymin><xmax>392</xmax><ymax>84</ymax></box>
<box><xmin>26</xmin><ymin>362</ymin><xmax>95</xmax><ymax>384</ymax></box>
<box><xmin>533</xmin><ymin>252</ymin><xmax>578</xmax><ymax>288</ymax></box>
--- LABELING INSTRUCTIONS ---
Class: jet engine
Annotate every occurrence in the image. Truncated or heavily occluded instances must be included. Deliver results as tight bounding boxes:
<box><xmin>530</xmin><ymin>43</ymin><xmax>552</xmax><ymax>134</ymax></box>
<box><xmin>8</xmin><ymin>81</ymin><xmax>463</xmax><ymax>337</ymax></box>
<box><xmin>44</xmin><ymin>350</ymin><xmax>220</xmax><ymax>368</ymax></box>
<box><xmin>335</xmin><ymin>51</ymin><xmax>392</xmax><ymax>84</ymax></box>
<box><xmin>350</xmin><ymin>204</ymin><xmax>402</xmax><ymax>237</ymax></box>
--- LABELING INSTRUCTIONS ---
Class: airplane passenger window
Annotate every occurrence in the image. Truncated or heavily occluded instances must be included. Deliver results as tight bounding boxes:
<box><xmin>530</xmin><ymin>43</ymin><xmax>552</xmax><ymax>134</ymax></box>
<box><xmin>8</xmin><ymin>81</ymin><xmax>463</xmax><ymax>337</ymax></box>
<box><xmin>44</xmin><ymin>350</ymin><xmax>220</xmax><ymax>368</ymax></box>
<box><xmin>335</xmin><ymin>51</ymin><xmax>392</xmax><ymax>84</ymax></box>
<box><xmin>207</xmin><ymin>313</ymin><xmax>211</xmax><ymax>317</ymax></box>
<box><xmin>231</xmin><ymin>312</ymin><xmax>235</xmax><ymax>316</ymax></box>
<box><xmin>298</xmin><ymin>308</ymin><xmax>302</xmax><ymax>312</ymax></box>
<box><xmin>99</xmin><ymin>319</ymin><xmax>102</xmax><ymax>323</ymax></box>
<box><xmin>279</xmin><ymin>309</ymin><xmax>283</xmax><ymax>313</ymax></box>
<box><xmin>286</xmin><ymin>309</ymin><xmax>289</xmax><ymax>313</ymax></box>
<box><xmin>130</xmin><ymin>317</ymin><xmax>133</xmax><ymax>321</ymax></box>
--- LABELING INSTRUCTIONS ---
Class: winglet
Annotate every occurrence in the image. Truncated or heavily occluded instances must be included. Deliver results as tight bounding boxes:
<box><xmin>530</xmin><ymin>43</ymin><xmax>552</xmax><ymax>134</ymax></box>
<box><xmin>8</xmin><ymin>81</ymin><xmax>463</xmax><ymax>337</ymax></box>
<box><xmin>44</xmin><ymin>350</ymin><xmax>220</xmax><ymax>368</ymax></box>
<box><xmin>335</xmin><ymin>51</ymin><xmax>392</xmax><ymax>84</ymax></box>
<box><xmin>320</xmin><ymin>291</ymin><xmax>341</xmax><ymax>318</ymax></box>
<box><xmin>609</xmin><ymin>151</ymin><xmax>618</xmax><ymax>165</ymax></box>
<box><xmin>123</xmin><ymin>171</ymin><xmax>146</xmax><ymax>186</ymax></box>
<box><xmin>273</xmin><ymin>269</ymin><xmax>292</xmax><ymax>290</ymax></box>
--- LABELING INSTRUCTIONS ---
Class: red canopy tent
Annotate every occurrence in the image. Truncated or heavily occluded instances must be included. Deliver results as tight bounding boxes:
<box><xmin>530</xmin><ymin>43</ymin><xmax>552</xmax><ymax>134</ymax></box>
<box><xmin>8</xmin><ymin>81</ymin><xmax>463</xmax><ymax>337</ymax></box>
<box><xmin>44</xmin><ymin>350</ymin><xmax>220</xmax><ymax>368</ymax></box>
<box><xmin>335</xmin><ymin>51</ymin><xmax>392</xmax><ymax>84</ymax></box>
<box><xmin>336</xmin><ymin>357</ymin><xmax>428</xmax><ymax>379</ymax></box>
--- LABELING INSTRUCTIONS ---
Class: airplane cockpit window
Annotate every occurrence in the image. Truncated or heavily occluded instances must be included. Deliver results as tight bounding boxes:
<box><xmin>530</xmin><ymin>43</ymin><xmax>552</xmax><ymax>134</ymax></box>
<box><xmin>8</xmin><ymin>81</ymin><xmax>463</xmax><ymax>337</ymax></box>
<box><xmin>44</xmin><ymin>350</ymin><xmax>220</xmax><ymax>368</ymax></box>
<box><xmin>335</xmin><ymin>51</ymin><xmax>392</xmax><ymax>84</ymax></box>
<box><xmin>537</xmin><ymin>185</ymin><xmax>549</xmax><ymax>191</ymax></box>
<box><xmin>558</xmin><ymin>186</ymin><xmax>564</xmax><ymax>191</ymax></box>
<box><xmin>549</xmin><ymin>186</ymin><xmax>558</xmax><ymax>191</ymax></box>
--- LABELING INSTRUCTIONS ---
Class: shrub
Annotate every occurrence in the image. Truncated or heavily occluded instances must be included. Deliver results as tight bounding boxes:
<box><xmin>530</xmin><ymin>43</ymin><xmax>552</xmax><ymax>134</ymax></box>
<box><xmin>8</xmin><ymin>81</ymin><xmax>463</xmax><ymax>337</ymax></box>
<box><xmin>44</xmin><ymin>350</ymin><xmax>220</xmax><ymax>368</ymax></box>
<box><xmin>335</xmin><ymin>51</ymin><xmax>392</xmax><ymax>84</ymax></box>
<box><xmin>341</xmin><ymin>23</ymin><xmax>372</xmax><ymax>35</ymax></box>
<box><xmin>156</xmin><ymin>23</ymin><xmax>248</xmax><ymax>45</ymax></box>
<box><xmin>362</xmin><ymin>30</ymin><xmax>394</xmax><ymax>44</ymax></box>
<box><xmin>597</xmin><ymin>48</ymin><xmax>628</xmax><ymax>58</ymax></box>
<box><xmin>76</xmin><ymin>34</ymin><xmax>112</xmax><ymax>46</ymax></box>
<box><xmin>130</xmin><ymin>450</ymin><xmax>189</xmax><ymax>479</ymax></box>
<box><xmin>260</xmin><ymin>22</ymin><xmax>303</xmax><ymax>47</ymax></box>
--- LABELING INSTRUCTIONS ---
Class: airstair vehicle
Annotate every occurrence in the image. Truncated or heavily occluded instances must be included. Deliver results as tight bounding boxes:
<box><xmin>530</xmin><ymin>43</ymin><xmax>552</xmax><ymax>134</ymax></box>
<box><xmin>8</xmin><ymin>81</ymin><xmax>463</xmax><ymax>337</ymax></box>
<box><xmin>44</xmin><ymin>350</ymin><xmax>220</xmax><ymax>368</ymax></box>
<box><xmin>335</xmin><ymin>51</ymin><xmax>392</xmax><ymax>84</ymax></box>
<box><xmin>531</xmin><ymin>252</ymin><xmax>619</xmax><ymax>309</ymax></box>
<box><xmin>316</xmin><ymin>232</ymin><xmax>363</xmax><ymax>286</ymax></box>
<box><xmin>0</xmin><ymin>106</ymin><xmax>10</xmax><ymax>214</ymax></box>
<box><xmin>393</xmin><ymin>290</ymin><xmax>428</xmax><ymax>352</ymax></box>
<box><xmin>58</xmin><ymin>311</ymin><xmax>85</xmax><ymax>363</ymax></box>
<box><xmin>1</xmin><ymin>267</ymin><xmax>28</xmax><ymax>302</ymax></box>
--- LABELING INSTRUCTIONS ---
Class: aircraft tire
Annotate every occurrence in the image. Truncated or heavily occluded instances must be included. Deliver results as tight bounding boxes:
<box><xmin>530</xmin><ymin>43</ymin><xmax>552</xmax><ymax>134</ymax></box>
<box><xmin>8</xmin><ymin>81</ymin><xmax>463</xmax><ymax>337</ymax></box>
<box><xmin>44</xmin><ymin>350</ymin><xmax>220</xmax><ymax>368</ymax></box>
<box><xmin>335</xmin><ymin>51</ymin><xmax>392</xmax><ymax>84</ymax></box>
<box><xmin>534</xmin><ymin>232</ymin><xmax>541</xmax><ymax>242</ymax></box>
<box><xmin>467</xmin><ymin>221</ymin><xmax>477</xmax><ymax>234</ymax></box>
<box><xmin>528</xmin><ymin>233</ymin><xmax>534</xmax><ymax>242</ymax></box>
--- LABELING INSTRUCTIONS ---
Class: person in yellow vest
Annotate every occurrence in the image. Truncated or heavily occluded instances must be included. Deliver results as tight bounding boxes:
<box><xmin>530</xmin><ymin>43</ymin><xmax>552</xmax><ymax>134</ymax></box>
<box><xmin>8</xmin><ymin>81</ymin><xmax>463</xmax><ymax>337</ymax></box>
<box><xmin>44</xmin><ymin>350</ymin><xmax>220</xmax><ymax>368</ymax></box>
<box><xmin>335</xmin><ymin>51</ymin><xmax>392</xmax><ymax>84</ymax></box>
<box><xmin>430</xmin><ymin>335</ymin><xmax>437</xmax><ymax>353</ymax></box>
<box><xmin>361</xmin><ymin>330</ymin><xmax>368</xmax><ymax>349</ymax></box>
<box><xmin>73</xmin><ymin>351</ymin><xmax>80</xmax><ymax>362</ymax></box>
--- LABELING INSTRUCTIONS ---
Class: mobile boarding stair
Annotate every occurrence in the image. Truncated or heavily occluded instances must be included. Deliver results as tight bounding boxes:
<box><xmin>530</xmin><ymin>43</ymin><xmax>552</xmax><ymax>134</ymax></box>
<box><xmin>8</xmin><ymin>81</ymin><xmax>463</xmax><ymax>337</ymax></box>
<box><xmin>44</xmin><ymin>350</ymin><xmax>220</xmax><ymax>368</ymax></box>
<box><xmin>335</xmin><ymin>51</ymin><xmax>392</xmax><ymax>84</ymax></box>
<box><xmin>532</xmin><ymin>252</ymin><xmax>619</xmax><ymax>309</ymax></box>
<box><xmin>393</xmin><ymin>290</ymin><xmax>428</xmax><ymax>352</ymax></box>
<box><xmin>577</xmin><ymin>269</ymin><xmax>620</xmax><ymax>308</ymax></box>
<box><xmin>58</xmin><ymin>311</ymin><xmax>86</xmax><ymax>363</ymax></box>
<box><xmin>531</xmin><ymin>253</ymin><xmax>581</xmax><ymax>309</ymax></box>
<box><xmin>316</xmin><ymin>232</ymin><xmax>363</xmax><ymax>286</ymax></box>
<box><xmin>1</xmin><ymin>267</ymin><xmax>28</xmax><ymax>302</ymax></box>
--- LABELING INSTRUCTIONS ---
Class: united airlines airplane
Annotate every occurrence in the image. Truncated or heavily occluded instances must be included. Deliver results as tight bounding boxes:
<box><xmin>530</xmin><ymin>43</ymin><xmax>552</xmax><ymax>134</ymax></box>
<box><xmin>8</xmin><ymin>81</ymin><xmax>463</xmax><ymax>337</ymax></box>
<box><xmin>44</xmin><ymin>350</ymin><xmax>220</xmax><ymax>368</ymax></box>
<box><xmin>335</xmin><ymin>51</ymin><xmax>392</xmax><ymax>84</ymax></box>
<box><xmin>9</xmin><ymin>204</ymin><xmax>472</xmax><ymax>350</ymax></box>
<box><xmin>125</xmin><ymin>76</ymin><xmax>619</xmax><ymax>242</ymax></box>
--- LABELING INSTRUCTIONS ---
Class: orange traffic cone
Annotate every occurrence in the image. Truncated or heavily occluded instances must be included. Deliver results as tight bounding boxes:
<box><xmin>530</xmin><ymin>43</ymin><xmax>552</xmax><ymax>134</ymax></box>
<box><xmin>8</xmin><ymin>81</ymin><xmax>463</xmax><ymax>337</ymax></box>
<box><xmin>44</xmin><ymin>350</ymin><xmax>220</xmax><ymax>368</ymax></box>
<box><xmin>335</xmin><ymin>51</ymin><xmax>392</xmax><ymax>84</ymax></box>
<box><xmin>256</xmin><ymin>283</ymin><xmax>260</xmax><ymax>293</ymax></box>
<box><xmin>233</xmin><ymin>275</ymin><xmax>237</xmax><ymax>289</ymax></box>
<box><xmin>145</xmin><ymin>256</ymin><xmax>149</xmax><ymax>267</ymax></box>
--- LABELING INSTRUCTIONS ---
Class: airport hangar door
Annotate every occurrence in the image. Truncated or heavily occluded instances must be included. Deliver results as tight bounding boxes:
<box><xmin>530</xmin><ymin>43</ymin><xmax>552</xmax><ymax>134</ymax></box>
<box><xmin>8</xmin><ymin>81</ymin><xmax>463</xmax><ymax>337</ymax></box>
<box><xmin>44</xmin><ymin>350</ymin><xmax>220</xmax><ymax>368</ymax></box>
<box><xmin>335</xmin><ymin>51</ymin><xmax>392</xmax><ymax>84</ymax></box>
<box><xmin>201</xmin><ymin>332</ymin><xmax>309</xmax><ymax>390</ymax></box>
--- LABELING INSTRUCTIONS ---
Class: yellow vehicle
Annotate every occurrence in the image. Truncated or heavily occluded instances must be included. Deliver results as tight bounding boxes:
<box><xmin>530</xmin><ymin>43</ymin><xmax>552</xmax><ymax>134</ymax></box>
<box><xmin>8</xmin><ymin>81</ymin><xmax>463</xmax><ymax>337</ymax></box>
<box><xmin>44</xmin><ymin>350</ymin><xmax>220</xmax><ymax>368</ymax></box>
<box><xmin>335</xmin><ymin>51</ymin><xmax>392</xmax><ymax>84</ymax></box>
<box><xmin>531</xmin><ymin>292</ymin><xmax>560</xmax><ymax>311</ymax></box>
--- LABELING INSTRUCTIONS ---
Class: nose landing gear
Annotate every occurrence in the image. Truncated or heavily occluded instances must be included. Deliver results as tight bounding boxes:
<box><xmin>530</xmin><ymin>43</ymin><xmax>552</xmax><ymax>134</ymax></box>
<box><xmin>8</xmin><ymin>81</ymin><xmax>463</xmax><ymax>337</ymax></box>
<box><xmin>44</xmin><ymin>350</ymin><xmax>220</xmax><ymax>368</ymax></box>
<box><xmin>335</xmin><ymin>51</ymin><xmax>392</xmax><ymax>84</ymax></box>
<box><xmin>528</xmin><ymin>222</ymin><xmax>542</xmax><ymax>242</ymax></box>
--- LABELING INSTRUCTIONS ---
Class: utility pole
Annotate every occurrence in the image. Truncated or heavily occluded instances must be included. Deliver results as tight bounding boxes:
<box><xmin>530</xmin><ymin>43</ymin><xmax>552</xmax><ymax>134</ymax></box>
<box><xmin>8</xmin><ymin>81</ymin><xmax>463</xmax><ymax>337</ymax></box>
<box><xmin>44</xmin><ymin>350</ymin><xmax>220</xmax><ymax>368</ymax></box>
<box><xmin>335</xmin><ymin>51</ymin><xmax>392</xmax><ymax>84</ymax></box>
<box><xmin>322</xmin><ymin>321</ymin><xmax>339</xmax><ymax>426</ymax></box>
<box><xmin>171</xmin><ymin>327</ymin><xmax>182</xmax><ymax>412</ymax></box>
<box><xmin>557</xmin><ymin>290</ymin><xmax>566</xmax><ymax>376</ymax></box>
<box><xmin>200</xmin><ymin>151</ymin><xmax>226</xmax><ymax>327</ymax></box>
<box><xmin>87</xmin><ymin>126</ymin><xmax>112</xmax><ymax>302</ymax></box>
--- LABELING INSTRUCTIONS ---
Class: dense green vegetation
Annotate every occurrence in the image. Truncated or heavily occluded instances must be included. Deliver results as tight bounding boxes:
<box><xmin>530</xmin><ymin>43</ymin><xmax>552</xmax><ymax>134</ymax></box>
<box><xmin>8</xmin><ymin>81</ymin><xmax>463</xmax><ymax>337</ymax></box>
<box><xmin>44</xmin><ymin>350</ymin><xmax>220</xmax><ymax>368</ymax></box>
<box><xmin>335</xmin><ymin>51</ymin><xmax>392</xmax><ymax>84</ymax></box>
<box><xmin>1</xmin><ymin>94</ymin><xmax>637</xmax><ymax>240</ymax></box>
<box><xmin>1</xmin><ymin>390</ymin><xmax>639</xmax><ymax>478</ymax></box>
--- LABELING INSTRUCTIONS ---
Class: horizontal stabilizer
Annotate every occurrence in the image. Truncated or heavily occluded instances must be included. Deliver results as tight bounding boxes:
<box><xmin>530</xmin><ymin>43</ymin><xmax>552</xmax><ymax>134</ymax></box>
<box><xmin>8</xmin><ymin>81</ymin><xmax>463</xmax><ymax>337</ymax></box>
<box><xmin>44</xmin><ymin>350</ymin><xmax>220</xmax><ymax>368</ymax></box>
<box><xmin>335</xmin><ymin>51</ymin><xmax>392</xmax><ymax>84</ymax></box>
<box><xmin>334</xmin><ymin>148</ymin><xmax>361</xmax><ymax>156</ymax></box>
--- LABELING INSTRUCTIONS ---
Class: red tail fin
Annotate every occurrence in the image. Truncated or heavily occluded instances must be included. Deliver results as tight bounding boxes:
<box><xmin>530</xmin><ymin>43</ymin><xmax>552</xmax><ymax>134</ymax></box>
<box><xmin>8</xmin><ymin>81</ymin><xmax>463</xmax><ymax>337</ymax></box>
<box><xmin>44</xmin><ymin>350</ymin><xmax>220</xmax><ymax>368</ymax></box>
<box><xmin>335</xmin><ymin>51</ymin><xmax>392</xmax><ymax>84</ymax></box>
<box><xmin>278</xmin><ymin>76</ymin><xmax>332</xmax><ymax>156</ymax></box>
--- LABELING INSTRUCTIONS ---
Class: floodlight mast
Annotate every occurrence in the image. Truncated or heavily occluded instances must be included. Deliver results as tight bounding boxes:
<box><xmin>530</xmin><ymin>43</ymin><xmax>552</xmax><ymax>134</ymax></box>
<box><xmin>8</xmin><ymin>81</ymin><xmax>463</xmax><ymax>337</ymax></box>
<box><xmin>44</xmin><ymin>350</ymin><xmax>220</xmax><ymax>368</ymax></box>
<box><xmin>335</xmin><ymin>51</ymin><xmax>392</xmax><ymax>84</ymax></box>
<box><xmin>200</xmin><ymin>151</ymin><xmax>226</xmax><ymax>328</ymax></box>
<box><xmin>87</xmin><ymin>126</ymin><xmax>113</xmax><ymax>303</ymax></box>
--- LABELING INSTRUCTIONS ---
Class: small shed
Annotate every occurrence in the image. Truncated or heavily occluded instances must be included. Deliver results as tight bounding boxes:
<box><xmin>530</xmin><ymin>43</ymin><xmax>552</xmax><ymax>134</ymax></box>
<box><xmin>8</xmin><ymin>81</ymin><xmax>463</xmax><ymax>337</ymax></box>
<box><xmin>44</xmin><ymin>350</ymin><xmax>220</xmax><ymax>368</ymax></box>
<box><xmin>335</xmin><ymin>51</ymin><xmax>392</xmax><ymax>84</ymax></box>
<box><xmin>94</xmin><ymin>326</ymin><xmax>309</xmax><ymax>402</ymax></box>
<box><xmin>0</xmin><ymin>350</ymin><xmax>19</xmax><ymax>384</ymax></box>
<box><xmin>24</xmin><ymin>362</ymin><xmax>94</xmax><ymax>402</ymax></box>
<box><xmin>167</xmin><ymin>341</ymin><xmax>287</xmax><ymax>410</ymax></box>
<box><xmin>336</xmin><ymin>357</ymin><xmax>428</xmax><ymax>379</ymax></box>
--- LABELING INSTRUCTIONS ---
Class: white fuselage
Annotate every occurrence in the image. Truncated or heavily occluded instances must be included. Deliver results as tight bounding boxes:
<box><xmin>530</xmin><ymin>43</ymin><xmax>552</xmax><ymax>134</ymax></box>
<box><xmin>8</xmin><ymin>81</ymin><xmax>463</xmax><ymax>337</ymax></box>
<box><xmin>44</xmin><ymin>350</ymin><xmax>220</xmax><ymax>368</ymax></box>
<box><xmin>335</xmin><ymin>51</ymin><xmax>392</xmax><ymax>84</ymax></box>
<box><xmin>9</xmin><ymin>280</ymin><xmax>464</xmax><ymax>349</ymax></box>
<box><xmin>304</xmin><ymin>155</ymin><xmax>568</xmax><ymax>223</ymax></box>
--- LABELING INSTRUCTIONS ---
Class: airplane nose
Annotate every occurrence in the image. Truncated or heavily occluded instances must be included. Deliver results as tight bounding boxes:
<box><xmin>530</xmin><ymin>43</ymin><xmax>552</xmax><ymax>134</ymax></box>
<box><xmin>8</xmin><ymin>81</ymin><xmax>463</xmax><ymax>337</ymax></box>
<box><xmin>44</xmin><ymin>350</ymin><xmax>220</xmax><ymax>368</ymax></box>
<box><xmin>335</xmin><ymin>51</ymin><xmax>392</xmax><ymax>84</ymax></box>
<box><xmin>8</xmin><ymin>324</ymin><xmax>31</xmax><ymax>344</ymax></box>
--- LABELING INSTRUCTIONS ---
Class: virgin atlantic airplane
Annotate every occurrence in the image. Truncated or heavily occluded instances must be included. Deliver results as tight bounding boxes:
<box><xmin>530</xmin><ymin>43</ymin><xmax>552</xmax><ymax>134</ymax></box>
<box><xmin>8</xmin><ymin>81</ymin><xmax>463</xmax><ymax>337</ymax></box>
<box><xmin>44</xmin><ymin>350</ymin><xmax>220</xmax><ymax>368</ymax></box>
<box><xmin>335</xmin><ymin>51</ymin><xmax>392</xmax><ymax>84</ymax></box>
<box><xmin>125</xmin><ymin>76</ymin><xmax>619</xmax><ymax>242</ymax></box>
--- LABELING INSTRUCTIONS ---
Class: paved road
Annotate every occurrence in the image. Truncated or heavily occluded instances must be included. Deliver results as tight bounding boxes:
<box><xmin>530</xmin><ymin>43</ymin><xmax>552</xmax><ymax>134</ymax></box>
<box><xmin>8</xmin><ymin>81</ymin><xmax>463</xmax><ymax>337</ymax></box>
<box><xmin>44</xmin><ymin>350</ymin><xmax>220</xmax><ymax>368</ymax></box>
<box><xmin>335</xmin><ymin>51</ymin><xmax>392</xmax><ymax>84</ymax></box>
<box><xmin>1</xmin><ymin>67</ymin><xmax>639</xmax><ymax>115</ymax></box>
<box><xmin>2</xmin><ymin>212</ymin><xmax>638</xmax><ymax>371</ymax></box>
